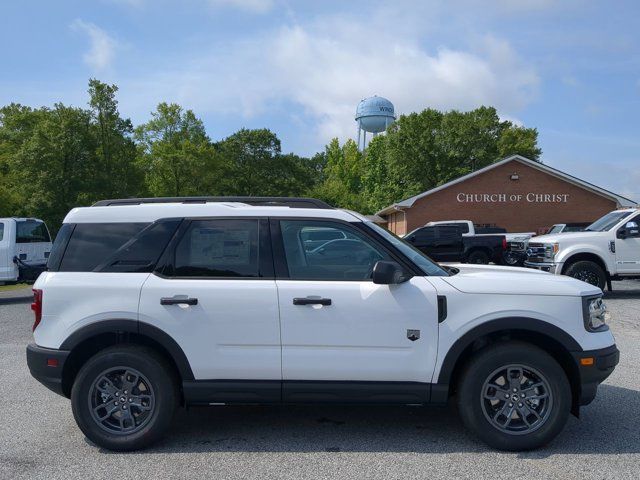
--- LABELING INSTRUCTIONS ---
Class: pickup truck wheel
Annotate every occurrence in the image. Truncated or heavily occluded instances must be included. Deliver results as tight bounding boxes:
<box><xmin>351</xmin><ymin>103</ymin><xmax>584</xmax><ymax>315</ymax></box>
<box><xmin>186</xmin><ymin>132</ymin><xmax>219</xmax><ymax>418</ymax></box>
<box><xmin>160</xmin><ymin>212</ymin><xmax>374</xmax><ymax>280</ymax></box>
<box><xmin>457</xmin><ymin>342</ymin><xmax>570</xmax><ymax>451</ymax></box>
<box><xmin>467</xmin><ymin>250</ymin><xmax>490</xmax><ymax>264</ymax></box>
<box><xmin>71</xmin><ymin>345</ymin><xmax>178</xmax><ymax>451</ymax></box>
<box><xmin>564</xmin><ymin>261</ymin><xmax>606</xmax><ymax>289</ymax></box>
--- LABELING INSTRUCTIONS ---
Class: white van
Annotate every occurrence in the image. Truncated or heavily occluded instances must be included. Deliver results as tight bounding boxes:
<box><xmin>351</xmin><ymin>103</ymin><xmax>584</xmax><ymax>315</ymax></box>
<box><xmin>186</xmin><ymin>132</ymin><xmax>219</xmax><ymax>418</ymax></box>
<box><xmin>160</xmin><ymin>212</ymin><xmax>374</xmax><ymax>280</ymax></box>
<box><xmin>0</xmin><ymin>218</ymin><xmax>52</xmax><ymax>283</ymax></box>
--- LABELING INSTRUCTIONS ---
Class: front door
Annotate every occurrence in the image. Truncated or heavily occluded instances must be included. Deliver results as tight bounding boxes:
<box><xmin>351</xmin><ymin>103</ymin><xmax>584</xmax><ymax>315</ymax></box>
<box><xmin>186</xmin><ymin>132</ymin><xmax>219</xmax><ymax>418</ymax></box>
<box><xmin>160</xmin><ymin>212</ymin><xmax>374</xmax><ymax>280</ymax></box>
<box><xmin>138</xmin><ymin>218</ymin><xmax>281</xmax><ymax>398</ymax></box>
<box><xmin>273</xmin><ymin>219</ymin><xmax>439</xmax><ymax>403</ymax></box>
<box><xmin>615</xmin><ymin>215</ymin><xmax>640</xmax><ymax>274</ymax></box>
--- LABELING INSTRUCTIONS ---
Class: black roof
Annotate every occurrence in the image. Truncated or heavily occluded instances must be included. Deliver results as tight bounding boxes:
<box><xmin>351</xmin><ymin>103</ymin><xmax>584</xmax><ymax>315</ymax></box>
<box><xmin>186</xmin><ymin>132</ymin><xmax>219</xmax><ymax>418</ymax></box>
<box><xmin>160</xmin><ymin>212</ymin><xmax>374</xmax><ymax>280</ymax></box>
<box><xmin>92</xmin><ymin>196</ymin><xmax>334</xmax><ymax>209</ymax></box>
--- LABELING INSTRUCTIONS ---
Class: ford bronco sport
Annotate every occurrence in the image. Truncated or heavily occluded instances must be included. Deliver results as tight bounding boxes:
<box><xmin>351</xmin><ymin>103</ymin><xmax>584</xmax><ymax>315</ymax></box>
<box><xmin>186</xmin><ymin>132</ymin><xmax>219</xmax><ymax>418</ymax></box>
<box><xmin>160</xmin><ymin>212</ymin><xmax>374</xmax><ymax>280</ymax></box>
<box><xmin>27</xmin><ymin>197</ymin><xmax>619</xmax><ymax>451</ymax></box>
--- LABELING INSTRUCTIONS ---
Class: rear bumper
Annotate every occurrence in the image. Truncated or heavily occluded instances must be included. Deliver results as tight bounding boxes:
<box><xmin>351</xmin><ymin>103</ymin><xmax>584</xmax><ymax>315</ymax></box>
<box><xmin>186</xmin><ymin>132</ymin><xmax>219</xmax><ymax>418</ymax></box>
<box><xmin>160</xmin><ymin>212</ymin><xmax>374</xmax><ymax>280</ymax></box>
<box><xmin>573</xmin><ymin>344</ymin><xmax>619</xmax><ymax>406</ymax></box>
<box><xmin>26</xmin><ymin>343</ymin><xmax>70</xmax><ymax>397</ymax></box>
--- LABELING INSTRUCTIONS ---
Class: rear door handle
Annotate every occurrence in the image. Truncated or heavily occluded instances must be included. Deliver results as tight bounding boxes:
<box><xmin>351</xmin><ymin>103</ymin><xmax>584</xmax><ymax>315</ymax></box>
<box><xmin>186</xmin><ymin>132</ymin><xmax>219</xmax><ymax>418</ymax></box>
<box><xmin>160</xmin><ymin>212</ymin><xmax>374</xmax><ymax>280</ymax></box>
<box><xmin>293</xmin><ymin>297</ymin><xmax>332</xmax><ymax>306</ymax></box>
<box><xmin>161</xmin><ymin>296</ymin><xmax>198</xmax><ymax>306</ymax></box>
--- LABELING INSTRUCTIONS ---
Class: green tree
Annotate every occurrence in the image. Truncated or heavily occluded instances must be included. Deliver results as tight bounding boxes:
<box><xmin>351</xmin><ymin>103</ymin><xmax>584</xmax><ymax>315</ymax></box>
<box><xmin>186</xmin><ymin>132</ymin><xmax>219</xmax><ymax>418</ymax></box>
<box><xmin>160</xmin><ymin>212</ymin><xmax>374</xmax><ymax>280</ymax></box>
<box><xmin>135</xmin><ymin>102</ymin><xmax>218</xmax><ymax>196</ymax></box>
<box><xmin>88</xmin><ymin>79</ymin><xmax>143</xmax><ymax>198</ymax></box>
<box><xmin>216</xmin><ymin>128</ymin><xmax>320</xmax><ymax>197</ymax></box>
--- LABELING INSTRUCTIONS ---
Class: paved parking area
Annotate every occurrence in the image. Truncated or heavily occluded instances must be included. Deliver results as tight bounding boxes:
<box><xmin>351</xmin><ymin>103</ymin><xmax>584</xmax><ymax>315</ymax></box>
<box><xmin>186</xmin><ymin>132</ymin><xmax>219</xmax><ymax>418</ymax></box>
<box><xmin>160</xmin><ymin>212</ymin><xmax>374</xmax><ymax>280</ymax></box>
<box><xmin>1</xmin><ymin>282</ymin><xmax>639</xmax><ymax>480</ymax></box>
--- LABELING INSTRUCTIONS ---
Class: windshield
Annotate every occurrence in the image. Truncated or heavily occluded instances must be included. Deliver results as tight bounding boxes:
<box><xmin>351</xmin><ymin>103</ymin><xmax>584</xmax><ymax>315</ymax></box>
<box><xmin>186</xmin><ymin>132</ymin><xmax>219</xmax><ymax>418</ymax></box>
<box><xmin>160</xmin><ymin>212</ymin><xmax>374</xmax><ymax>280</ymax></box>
<box><xmin>585</xmin><ymin>211</ymin><xmax>634</xmax><ymax>232</ymax></box>
<box><xmin>548</xmin><ymin>225</ymin><xmax>564</xmax><ymax>234</ymax></box>
<box><xmin>364</xmin><ymin>222</ymin><xmax>449</xmax><ymax>276</ymax></box>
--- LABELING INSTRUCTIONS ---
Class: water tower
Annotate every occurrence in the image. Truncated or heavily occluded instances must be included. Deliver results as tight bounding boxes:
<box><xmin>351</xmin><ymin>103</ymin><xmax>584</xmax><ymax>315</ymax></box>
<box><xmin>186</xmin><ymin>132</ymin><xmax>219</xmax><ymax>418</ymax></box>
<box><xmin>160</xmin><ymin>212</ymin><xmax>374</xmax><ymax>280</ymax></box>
<box><xmin>355</xmin><ymin>95</ymin><xmax>396</xmax><ymax>150</ymax></box>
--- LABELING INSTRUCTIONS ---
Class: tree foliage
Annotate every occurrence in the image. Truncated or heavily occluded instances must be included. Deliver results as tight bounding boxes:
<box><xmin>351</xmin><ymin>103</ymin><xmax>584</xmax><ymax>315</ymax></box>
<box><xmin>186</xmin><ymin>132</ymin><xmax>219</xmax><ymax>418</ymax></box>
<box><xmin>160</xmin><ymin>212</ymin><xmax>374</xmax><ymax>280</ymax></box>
<box><xmin>0</xmin><ymin>80</ymin><xmax>542</xmax><ymax>232</ymax></box>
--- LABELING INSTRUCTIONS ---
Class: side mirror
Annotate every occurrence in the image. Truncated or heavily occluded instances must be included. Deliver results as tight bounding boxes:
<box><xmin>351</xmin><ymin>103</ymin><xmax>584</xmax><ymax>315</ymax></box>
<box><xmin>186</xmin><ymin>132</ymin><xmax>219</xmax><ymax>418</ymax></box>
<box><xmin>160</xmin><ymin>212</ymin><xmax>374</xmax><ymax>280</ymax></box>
<box><xmin>372</xmin><ymin>260</ymin><xmax>411</xmax><ymax>285</ymax></box>
<box><xmin>618</xmin><ymin>221</ymin><xmax>640</xmax><ymax>239</ymax></box>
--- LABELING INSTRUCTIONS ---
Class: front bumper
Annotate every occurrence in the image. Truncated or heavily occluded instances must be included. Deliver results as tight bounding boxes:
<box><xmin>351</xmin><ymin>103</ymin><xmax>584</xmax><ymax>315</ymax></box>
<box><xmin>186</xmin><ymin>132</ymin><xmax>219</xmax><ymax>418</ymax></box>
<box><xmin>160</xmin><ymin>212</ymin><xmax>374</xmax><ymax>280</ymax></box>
<box><xmin>26</xmin><ymin>343</ymin><xmax>70</xmax><ymax>397</ymax></box>
<box><xmin>573</xmin><ymin>344</ymin><xmax>619</xmax><ymax>406</ymax></box>
<box><xmin>524</xmin><ymin>260</ymin><xmax>562</xmax><ymax>274</ymax></box>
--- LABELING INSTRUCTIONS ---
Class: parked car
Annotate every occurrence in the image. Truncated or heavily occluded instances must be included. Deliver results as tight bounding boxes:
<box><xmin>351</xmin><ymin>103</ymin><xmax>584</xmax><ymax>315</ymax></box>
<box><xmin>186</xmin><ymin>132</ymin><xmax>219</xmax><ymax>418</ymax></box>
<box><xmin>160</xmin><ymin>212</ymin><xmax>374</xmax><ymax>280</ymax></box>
<box><xmin>525</xmin><ymin>208</ymin><xmax>640</xmax><ymax>290</ymax></box>
<box><xmin>546</xmin><ymin>223</ymin><xmax>591</xmax><ymax>234</ymax></box>
<box><xmin>0</xmin><ymin>217</ymin><xmax>52</xmax><ymax>283</ymax></box>
<box><xmin>27</xmin><ymin>196</ymin><xmax>618</xmax><ymax>452</ymax></box>
<box><xmin>405</xmin><ymin>224</ymin><xmax>506</xmax><ymax>264</ymax></box>
<box><xmin>424</xmin><ymin>220</ymin><xmax>535</xmax><ymax>266</ymax></box>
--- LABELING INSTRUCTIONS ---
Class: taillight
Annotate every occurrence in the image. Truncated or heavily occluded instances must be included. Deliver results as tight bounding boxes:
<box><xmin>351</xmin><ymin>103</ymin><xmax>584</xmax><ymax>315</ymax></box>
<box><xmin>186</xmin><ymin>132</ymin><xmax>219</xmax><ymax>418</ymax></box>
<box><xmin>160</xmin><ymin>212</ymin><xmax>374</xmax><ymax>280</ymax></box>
<box><xmin>502</xmin><ymin>238</ymin><xmax>507</xmax><ymax>251</ymax></box>
<box><xmin>31</xmin><ymin>289</ymin><xmax>43</xmax><ymax>332</ymax></box>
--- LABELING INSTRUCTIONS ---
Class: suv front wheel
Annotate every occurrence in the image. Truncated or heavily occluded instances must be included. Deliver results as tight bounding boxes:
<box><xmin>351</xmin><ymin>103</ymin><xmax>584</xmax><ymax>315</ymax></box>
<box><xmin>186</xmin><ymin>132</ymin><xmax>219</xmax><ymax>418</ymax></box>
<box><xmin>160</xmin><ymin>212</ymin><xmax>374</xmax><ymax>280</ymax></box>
<box><xmin>71</xmin><ymin>345</ymin><xmax>179</xmax><ymax>451</ymax></box>
<box><xmin>457</xmin><ymin>341</ymin><xmax>571</xmax><ymax>450</ymax></box>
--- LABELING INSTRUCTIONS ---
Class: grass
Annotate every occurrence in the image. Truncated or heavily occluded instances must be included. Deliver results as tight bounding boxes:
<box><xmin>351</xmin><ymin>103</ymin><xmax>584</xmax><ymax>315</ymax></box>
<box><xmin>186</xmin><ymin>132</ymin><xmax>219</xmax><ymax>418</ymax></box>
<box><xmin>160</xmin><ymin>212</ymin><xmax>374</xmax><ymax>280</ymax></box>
<box><xmin>0</xmin><ymin>282</ymin><xmax>31</xmax><ymax>292</ymax></box>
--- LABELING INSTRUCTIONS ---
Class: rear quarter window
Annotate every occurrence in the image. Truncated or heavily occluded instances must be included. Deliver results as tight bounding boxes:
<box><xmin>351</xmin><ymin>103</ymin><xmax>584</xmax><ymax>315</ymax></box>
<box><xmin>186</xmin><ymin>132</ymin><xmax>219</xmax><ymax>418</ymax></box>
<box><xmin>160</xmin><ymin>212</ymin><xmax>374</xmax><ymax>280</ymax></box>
<box><xmin>58</xmin><ymin>223</ymin><xmax>149</xmax><ymax>272</ymax></box>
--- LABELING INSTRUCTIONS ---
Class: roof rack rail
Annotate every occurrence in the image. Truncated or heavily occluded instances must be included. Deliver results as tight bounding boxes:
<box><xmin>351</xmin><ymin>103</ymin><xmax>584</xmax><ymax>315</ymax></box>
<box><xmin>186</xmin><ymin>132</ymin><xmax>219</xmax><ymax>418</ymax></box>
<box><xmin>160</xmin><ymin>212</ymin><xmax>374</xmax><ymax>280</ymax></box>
<box><xmin>91</xmin><ymin>196</ymin><xmax>334</xmax><ymax>209</ymax></box>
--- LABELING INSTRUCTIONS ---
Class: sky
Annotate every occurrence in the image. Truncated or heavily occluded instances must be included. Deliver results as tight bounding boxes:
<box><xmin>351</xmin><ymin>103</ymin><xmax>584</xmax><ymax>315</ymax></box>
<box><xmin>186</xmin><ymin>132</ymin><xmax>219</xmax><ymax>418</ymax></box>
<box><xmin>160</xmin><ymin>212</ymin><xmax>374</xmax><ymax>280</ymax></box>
<box><xmin>1</xmin><ymin>0</ymin><xmax>639</xmax><ymax>200</ymax></box>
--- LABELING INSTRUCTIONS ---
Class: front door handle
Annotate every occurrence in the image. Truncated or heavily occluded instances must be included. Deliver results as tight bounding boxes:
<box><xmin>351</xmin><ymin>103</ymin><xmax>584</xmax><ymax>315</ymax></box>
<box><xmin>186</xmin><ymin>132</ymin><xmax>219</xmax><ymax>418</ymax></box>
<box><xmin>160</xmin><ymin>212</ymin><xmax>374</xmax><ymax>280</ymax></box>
<box><xmin>293</xmin><ymin>297</ymin><xmax>332</xmax><ymax>306</ymax></box>
<box><xmin>161</xmin><ymin>296</ymin><xmax>198</xmax><ymax>306</ymax></box>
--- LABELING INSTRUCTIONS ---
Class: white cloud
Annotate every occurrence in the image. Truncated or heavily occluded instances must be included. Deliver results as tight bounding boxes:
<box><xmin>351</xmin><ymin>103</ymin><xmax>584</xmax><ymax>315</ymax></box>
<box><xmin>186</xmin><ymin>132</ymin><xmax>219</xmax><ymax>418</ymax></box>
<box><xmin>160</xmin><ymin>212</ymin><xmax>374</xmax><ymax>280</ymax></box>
<box><xmin>71</xmin><ymin>19</ymin><xmax>118</xmax><ymax>72</ymax></box>
<box><xmin>114</xmin><ymin>8</ymin><xmax>539</xmax><ymax>148</ymax></box>
<box><xmin>207</xmin><ymin>0</ymin><xmax>274</xmax><ymax>14</ymax></box>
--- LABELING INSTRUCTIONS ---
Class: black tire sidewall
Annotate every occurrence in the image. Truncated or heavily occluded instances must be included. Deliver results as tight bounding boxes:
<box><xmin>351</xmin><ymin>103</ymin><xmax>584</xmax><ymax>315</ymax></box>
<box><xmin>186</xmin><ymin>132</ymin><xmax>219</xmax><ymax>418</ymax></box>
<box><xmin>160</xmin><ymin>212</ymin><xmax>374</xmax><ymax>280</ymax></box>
<box><xmin>565</xmin><ymin>261</ymin><xmax>606</xmax><ymax>290</ymax></box>
<box><xmin>467</xmin><ymin>250</ymin><xmax>490</xmax><ymax>264</ymax></box>
<box><xmin>71</xmin><ymin>345</ymin><xmax>178</xmax><ymax>451</ymax></box>
<box><xmin>457</xmin><ymin>342</ymin><xmax>571</xmax><ymax>451</ymax></box>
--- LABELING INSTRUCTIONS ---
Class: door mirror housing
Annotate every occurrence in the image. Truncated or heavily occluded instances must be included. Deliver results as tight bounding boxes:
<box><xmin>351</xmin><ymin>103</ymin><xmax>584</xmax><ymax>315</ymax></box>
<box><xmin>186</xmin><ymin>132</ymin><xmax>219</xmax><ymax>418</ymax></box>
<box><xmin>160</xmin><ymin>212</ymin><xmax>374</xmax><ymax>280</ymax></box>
<box><xmin>617</xmin><ymin>221</ymin><xmax>640</xmax><ymax>239</ymax></box>
<box><xmin>372</xmin><ymin>260</ymin><xmax>411</xmax><ymax>285</ymax></box>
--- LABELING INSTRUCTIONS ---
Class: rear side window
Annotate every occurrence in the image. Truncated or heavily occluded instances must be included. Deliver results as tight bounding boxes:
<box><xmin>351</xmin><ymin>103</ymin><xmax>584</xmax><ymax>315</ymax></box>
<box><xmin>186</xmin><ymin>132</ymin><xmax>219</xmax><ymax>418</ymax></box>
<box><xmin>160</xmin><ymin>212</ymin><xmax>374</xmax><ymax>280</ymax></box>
<box><xmin>167</xmin><ymin>219</ymin><xmax>261</xmax><ymax>278</ymax></box>
<box><xmin>16</xmin><ymin>220</ymin><xmax>50</xmax><ymax>243</ymax></box>
<box><xmin>0</xmin><ymin>223</ymin><xmax>4</xmax><ymax>241</ymax></box>
<box><xmin>59</xmin><ymin>223</ymin><xmax>148</xmax><ymax>272</ymax></box>
<box><xmin>97</xmin><ymin>220</ymin><xmax>181</xmax><ymax>273</ymax></box>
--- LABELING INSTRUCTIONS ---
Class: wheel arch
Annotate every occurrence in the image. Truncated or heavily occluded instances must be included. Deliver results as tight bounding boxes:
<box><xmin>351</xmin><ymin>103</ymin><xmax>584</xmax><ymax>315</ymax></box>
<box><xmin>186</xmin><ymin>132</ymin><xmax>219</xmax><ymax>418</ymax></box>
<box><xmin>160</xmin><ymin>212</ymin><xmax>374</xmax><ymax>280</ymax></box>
<box><xmin>435</xmin><ymin>317</ymin><xmax>582</xmax><ymax>414</ymax></box>
<box><xmin>59</xmin><ymin>319</ymin><xmax>194</xmax><ymax>398</ymax></box>
<box><xmin>560</xmin><ymin>252</ymin><xmax>609</xmax><ymax>276</ymax></box>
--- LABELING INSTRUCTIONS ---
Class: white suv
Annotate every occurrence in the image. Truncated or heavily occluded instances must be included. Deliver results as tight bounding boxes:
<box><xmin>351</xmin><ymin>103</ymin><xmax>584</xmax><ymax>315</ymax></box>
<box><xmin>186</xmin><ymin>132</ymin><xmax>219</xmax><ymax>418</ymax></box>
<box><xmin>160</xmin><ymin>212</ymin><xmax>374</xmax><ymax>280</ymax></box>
<box><xmin>27</xmin><ymin>197</ymin><xmax>619</xmax><ymax>451</ymax></box>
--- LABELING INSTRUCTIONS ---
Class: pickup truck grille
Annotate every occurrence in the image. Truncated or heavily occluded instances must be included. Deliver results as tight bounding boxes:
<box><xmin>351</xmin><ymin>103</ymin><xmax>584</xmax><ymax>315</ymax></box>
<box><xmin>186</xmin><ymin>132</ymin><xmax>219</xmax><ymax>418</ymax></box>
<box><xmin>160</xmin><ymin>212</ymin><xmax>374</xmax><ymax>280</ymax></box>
<box><xmin>526</xmin><ymin>243</ymin><xmax>547</xmax><ymax>263</ymax></box>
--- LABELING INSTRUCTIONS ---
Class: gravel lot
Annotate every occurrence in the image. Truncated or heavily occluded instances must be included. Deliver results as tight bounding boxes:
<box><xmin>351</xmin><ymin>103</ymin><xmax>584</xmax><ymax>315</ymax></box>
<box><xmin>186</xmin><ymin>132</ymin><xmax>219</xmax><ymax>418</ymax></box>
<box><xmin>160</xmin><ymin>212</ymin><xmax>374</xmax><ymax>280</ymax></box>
<box><xmin>1</xmin><ymin>282</ymin><xmax>639</xmax><ymax>480</ymax></box>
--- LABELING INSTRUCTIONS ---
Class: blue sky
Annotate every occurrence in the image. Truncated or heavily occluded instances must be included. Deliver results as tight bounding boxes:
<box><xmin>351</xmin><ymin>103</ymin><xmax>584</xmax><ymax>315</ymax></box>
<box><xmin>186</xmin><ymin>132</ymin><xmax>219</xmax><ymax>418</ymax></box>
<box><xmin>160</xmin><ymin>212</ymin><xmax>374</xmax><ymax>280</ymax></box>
<box><xmin>1</xmin><ymin>0</ymin><xmax>639</xmax><ymax>200</ymax></box>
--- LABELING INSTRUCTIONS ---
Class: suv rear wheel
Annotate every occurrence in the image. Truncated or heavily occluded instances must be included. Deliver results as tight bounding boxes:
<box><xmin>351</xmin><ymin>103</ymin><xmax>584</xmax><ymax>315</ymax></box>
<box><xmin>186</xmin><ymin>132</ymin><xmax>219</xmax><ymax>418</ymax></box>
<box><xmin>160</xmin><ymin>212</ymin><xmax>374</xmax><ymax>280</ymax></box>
<box><xmin>457</xmin><ymin>341</ymin><xmax>571</xmax><ymax>451</ymax></box>
<box><xmin>71</xmin><ymin>345</ymin><xmax>178</xmax><ymax>451</ymax></box>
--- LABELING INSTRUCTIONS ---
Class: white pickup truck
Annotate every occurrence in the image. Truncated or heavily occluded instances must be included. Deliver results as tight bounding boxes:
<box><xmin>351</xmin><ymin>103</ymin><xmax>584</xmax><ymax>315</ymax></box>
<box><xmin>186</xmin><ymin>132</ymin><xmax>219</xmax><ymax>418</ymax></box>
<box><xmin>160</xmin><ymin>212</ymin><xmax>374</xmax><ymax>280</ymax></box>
<box><xmin>0</xmin><ymin>217</ymin><xmax>52</xmax><ymax>283</ymax></box>
<box><xmin>524</xmin><ymin>208</ymin><xmax>640</xmax><ymax>290</ymax></box>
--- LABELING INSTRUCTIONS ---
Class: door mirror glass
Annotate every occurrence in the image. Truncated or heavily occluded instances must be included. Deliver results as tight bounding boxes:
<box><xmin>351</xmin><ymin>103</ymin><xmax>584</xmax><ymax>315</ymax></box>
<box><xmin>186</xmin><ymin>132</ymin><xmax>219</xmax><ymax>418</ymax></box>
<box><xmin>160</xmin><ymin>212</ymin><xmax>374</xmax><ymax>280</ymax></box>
<box><xmin>372</xmin><ymin>260</ymin><xmax>410</xmax><ymax>285</ymax></box>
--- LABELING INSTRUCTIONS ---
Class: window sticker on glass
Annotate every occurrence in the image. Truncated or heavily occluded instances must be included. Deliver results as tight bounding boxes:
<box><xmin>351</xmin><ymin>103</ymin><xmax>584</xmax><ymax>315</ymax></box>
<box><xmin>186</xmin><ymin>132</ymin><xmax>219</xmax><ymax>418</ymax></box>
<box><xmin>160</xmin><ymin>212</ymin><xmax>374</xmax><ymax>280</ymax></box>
<box><xmin>189</xmin><ymin>228</ymin><xmax>251</xmax><ymax>265</ymax></box>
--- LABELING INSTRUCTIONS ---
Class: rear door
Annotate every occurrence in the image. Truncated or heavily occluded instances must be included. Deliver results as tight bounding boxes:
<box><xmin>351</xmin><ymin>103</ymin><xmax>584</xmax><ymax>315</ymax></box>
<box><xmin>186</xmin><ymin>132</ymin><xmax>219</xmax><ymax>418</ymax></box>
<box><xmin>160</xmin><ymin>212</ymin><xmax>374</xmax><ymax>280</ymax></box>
<box><xmin>273</xmin><ymin>218</ymin><xmax>439</xmax><ymax>403</ymax></box>
<box><xmin>0</xmin><ymin>220</ymin><xmax>11</xmax><ymax>281</ymax></box>
<box><xmin>14</xmin><ymin>219</ymin><xmax>52</xmax><ymax>265</ymax></box>
<box><xmin>138</xmin><ymin>218</ymin><xmax>282</xmax><ymax>398</ymax></box>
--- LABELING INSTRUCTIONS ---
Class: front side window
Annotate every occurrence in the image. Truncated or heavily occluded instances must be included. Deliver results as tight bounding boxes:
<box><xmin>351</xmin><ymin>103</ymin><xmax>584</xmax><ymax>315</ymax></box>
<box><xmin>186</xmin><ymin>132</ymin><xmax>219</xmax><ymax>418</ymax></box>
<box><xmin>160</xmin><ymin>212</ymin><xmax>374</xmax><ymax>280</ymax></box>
<box><xmin>0</xmin><ymin>223</ymin><xmax>4</xmax><ymax>241</ymax></box>
<box><xmin>169</xmin><ymin>219</ymin><xmax>260</xmax><ymax>278</ymax></box>
<box><xmin>280</xmin><ymin>220</ymin><xmax>389</xmax><ymax>281</ymax></box>
<box><xmin>365</xmin><ymin>222</ymin><xmax>449</xmax><ymax>276</ymax></box>
<box><xmin>16</xmin><ymin>220</ymin><xmax>50</xmax><ymax>243</ymax></box>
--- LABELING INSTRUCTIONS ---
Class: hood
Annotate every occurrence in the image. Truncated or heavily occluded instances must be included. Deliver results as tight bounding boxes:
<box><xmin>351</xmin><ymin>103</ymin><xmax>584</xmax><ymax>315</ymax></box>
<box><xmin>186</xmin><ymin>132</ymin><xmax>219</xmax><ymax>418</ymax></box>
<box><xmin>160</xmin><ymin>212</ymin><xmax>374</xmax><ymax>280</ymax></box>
<box><xmin>529</xmin><ymin>231</ymin><xmax>604</xmax><ymax>244</ymax></box>
<box><xmin>442</xmin><ymin>263</ymin><xmax>601</xmax><ymax>296</ymax></box>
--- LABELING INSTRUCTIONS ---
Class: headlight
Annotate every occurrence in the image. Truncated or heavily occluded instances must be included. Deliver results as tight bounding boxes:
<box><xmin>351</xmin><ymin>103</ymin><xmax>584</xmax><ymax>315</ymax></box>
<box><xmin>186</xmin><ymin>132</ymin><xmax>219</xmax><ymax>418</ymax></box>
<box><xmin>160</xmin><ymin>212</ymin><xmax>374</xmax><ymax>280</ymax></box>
<box><xmin>544</xmin><ymin>243</ymin><xmax>559</xmax><ymax>259</ymax></box>
<box><xmin>582</xmin><ymin>296</ymin><xmax>609</xmax><ymax>332</ymax></box>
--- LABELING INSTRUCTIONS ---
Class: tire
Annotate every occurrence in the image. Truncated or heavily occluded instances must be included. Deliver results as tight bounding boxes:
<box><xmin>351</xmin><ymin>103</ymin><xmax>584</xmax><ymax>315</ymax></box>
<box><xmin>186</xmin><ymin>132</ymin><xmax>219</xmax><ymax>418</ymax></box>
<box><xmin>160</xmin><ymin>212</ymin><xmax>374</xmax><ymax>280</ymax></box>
<box><xmin>457</xmin><ymin>341</ymin><xmax>571</xmax><ymax>451</ymax></box>
<box><xmin>564</xmin><ymin>260</ymin><xmax>606</xmax><ymax>290</ymax></box>
<box><xmin>467</xmin><ymin>250</ymin><xmax>490</xmax><ymax>264</ymax></box>
<box><xmin>503</xmin><ymin>251</ymin><xmax>523</xmax><ymax>266</ymax></box>
<box><xmin>71</xmin><ymin>345</ymin><xmax>179</xmax><ymax>451</ymax></box>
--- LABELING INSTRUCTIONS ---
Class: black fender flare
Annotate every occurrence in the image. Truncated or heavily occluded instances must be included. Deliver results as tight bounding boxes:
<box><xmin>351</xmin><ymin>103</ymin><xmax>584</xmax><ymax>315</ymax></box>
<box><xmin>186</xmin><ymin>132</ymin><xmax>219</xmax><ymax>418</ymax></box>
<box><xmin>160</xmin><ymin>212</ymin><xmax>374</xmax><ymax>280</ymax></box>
<box><xmin>436</xmin><ymin>317</ymin><xmax>582</xmax><ymax>385</ymax></box>
<box><xmin>59</xmin><ymin>319</ymin><xmax>194</xmax><ymax>381</ymax></box>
